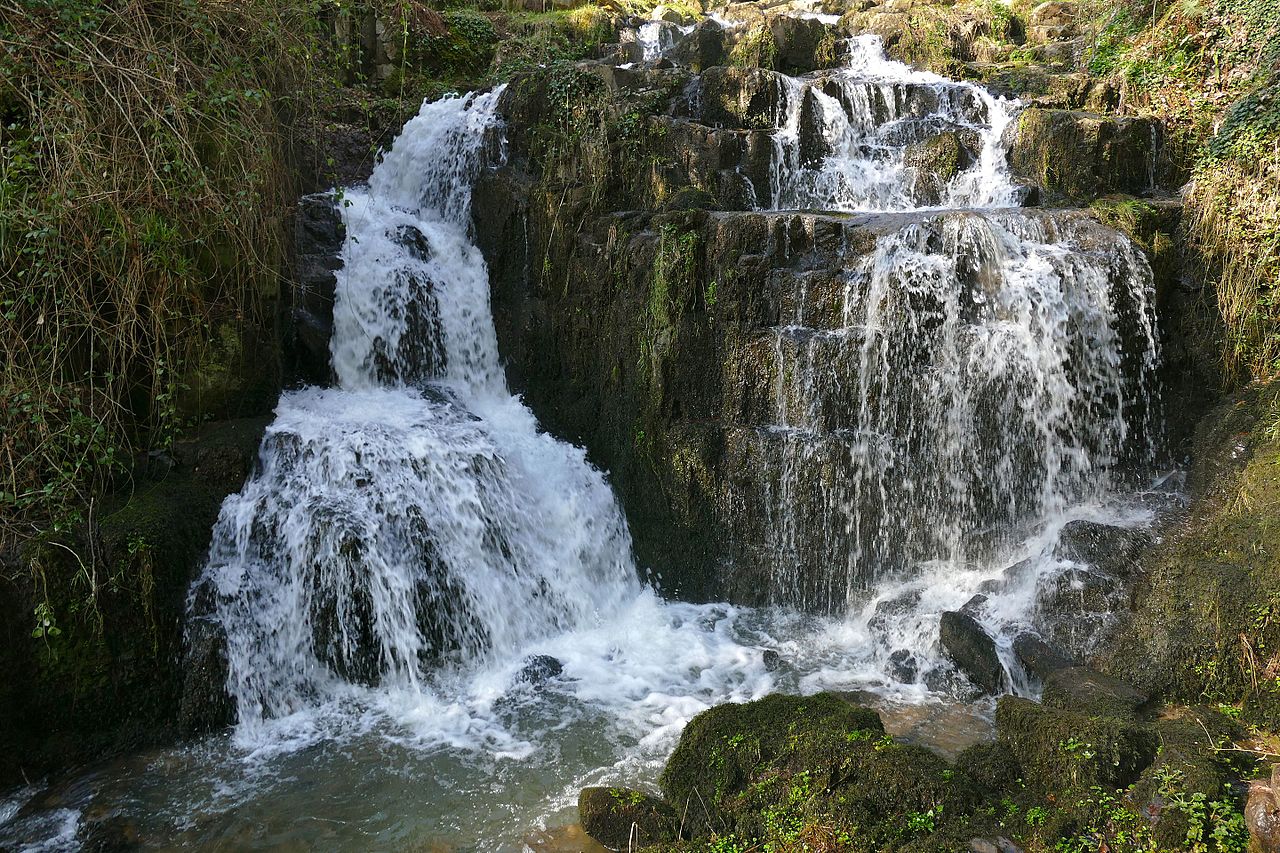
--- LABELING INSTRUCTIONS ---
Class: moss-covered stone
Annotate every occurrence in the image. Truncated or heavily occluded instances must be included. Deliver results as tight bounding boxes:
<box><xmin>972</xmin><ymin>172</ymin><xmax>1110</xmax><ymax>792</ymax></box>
<box><xmin>1103</xmin><ymin>381</ymin><xmax>1280</xmax><ymax>730</ymax></box>
<box><xmin>659</xmin><ymin>693</ymin><xmax>984</xmax><ymax>847</ymax></box>
<box><xmin>996</xmin><ymin>695</ymin><xmax>1159</xmax><ymax>796</ymax></box>
<box><xmin>579</xmin><ymin>786</ymin><xmax>678</xmax><ymax>849</ymax></box>
<box><xmin>1007</xmin><ymin>108</ymin><xmax>1160</xmax><ymax>201</ymax></box>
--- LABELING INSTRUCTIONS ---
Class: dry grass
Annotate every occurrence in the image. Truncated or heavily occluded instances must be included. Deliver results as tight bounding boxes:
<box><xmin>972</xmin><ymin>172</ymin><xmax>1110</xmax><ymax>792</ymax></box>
<box><xmin>0</xmin><ymin>0</ymin><xmax>328</xmax><ymax>542</ymax></box>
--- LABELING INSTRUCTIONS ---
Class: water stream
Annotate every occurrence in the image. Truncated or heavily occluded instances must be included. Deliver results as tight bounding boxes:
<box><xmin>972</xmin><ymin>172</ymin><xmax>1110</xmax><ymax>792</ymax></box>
<box><xmin>1</xmin><ymin>31</ymin><xmax>1167</xmax><ymax>853</ymax></box>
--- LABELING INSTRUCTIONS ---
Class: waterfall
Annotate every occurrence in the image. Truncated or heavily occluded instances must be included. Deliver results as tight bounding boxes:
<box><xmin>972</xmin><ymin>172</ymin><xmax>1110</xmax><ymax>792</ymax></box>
<box><xmin>195</xmin><ymin>89</ymin><xmax>639</xmax><ymax>731</ymax></box>
<box><xmin>731</xmin><ymin>36</ymin><xmax>1162</xmax><ymax>621</ymax></box>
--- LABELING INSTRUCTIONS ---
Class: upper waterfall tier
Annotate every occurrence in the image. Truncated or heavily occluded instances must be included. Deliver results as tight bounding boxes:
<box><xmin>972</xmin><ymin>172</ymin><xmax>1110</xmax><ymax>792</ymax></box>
<box><xmin>671</xmin><ymin>34</ymin><xmax>1021</xmax><ymax>212</ymax></box>
<box><xmin>192</xmin><ymin>90</ymin><xmax>640</xmax><ymax>729</ymax></box>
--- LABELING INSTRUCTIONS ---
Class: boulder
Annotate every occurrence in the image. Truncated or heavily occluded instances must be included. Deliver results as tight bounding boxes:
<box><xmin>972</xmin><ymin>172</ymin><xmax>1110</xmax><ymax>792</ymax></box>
<box><xmin>1041</xmin><ymin>666</ymin><xmax>1149</xmax><ymax>719</ymax></box>
<box><xmin>1054</xmin><ymin>519</ymin><xmax>1150</xmax><ymax>578</ymax></box>
<box><xmin>1011</xmin><ymin>632</ymin><xmax>1076</xmax><ymax>681</ymax></box>
<box><xmin>668</xmin><ymin>19</ymin><xmax>727</xmax><ymax>71</ymax></box>
<box><xmin>762</xmin><ymin>648</ymin><xmax>783</xmax><ymax>671</ymax></box>
<box><xmin>517</xmin><ymin>654</ymin><xmax>564</xmax><ymax>685</ymax></box>
<box><xmin>1006</xmin><ymin>108</ymin><xmax>1160</xmax><ymax>200</ymax></box>
<box><xmin>888</xmin><ymin>648</ymin><xmax>919</xmax><ymax>682</ymax></box>
<box><xmin>651</xmin><ymin>4</ymin><xmax>693</xmax><ymax>25</ymax></box>
<box><xmin>905</xmin><ymin>129</ymin><xmax>980</xmax><ymax>204</ymax></box>
<box><xmin>940</xmin><ymin>610</ymin><xmax>1007</xmax><ymax>695</ymax></box>
<box><xmin>767</xmin><ymin>16</ymin><xmax>839</xmax><ymax>73</ymax></box>
<box><xmin>1027</xmin><ymin>1</ymin><xmax>1079</xmax><ymax>42</ymax></box>
<box><xmin>579</xmin><ymin>786</ymin><xmax>678</xmax><ymax>849</ymax></box>
<box><xmin>996</xmin><ymin>695</ymin><xmax>1159</xmax><ymax>794</ymax></box>
<box><xmin>659</xmin><ymin>693</ymin><xmax>982</xmax><ymax>843</ymax></box>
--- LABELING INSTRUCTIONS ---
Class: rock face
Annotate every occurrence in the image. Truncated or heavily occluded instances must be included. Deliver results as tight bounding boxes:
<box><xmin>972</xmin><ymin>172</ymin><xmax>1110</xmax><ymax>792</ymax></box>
<box><xmin>940</xmin><ymin>610</ymin><xmax>1006</xmax><ymax>695</ymax></box>
<box><xmin>578</xmin><ymin>787</ymin><xmax>678</xmax><ymax>850</ymax></box>
<box><xmin>1006</xmin><ymin>108</ymin><xmax>1161</xmax><ymax>200</ymax></box>
<box><xmin>0</xmin><ymin>417</ymin><xmax>269</xmax><ymax>786</ymax></box>
<box><xmin>288</xmin><ymin>192</ymin><xmax>344</xmax><ymax>386</ymax></box>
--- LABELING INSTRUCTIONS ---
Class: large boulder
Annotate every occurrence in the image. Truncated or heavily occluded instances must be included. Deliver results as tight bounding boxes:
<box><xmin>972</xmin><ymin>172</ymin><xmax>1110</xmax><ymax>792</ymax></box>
<box><xmin>1011</xmin><ymin>632</ymin><xmax>1076</xmax><ymax>681</ymax></box>
<box><xmin>1041</xmin><ymin>666</ymin><xmax>1149</xmax><ymax>719</ymax></box>
<box><xmin>1053</xmin><ymin>519</ymin><xmax>1150</xmax><ymax>578</ymax></box>
<box><xmin>940</xmin><ymin>610</ymin><xmax>1007</xmax><ymax>695</ymax></box>
<box><xmin>578</xmin><ymin>786</ymin><xmax>678</xmax><ymax>849</ymax></box>
<box><xmin>668</xmin><ymin>19</ymin><xmax>727</xmax><ymax>71</ymax></box>
<box><xmin>1006</xmin><ymin>108</ymin><xmax>1161</xmax><ymax>201</ymax></box>
<box><xmin>659</xmin><ymin>693</ymin><xmax>983</xmax><ymax>844</ymax></box>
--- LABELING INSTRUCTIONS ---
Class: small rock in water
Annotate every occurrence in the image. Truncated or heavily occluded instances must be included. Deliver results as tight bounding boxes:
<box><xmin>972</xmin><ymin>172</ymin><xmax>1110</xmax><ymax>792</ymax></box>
<box><xmin>960</xmin><ymin>593</ymin><xmax>989</xmax><ymax>617</ymax></box>
<box><xmin>762</xmin><ymin>649</ymin><xmax>782</xmax><ymax>671</ymax></box>
<box><xmin>868</xmin><ymin>589</ymin><xmax>923</xmax><ymax>632</ymax></box>
<box><xmin>888</xmin><ymin>648</ymin><xmax>918</xmax><ymax>683</ymax></box>
<box><xmin>517</xmin><ymin>654</ymin><xmax>564</xmax><ymax>686</ymax></box>
<box><xmin>578</xmin><ymin>786</ymin><xmax>677</xmax><ymax>849</ymax></box>
<box><xmin>1011</xmin><ymin>632</ymin><xmax>1077</xmax><ymax>681</ymax></box>
<box><xmin>939</xmin><ymin>610</ymin><xmax>1006</xmax><ymax>695</ymax></box>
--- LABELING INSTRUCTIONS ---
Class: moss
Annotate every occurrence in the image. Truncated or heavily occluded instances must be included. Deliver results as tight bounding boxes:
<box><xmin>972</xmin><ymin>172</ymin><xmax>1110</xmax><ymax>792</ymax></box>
<box><xmin>1105</xmin><ymin>383</ymin><xmax>1280</xmax><ymax>729</ymax></box>
<box><xmin>579</xmin><ymin>786</ymin><xmax>678</xmax><ymax>848</ymax></box>
<box><xmin>659</xmin><ymin>693</ymin><xmax>984</xmax><ymax>847</ymax></box>
<box><xmin>996</xmin><ymin>696</ymin><xmax>1159</xmax><ymax>796</ymax></box>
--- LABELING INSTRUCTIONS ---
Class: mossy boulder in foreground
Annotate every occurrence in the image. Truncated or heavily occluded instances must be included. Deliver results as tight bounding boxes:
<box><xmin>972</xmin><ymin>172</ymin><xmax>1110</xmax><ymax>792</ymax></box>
<box><xmin>655</xmin><ymin>693</ymin><xmax>984</xmax><ymax>847</ymax></box>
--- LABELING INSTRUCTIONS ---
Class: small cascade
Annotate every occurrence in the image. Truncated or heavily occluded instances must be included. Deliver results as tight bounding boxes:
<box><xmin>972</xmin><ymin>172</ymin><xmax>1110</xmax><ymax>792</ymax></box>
<box><xmin>194</xmin><ymin>90</ymin><xmax>639</xmax><ymax>731</ymax></box>
<box><xmin>675</xmin><ymin>34</ymin><xmax>1022</xmax><ymax>211</ymax></box>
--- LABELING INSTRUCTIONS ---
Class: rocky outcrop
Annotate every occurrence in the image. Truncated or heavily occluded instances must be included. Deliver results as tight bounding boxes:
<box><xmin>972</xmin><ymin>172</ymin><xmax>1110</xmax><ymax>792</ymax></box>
<box><xmin>1006</xmin><ymin>108</ymin><xmax>1161</xmax><ymax>201</ymax></box>
<box><xmin>1103</xmin><ymin>381</ymin><xmax>1280</xmax><ymax>729</ymax></box>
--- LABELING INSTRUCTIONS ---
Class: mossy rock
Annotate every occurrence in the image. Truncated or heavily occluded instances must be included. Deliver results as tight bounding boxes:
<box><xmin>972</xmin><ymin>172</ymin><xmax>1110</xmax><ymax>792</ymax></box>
<box><xmin>1006</xmin><ymin>108</ymin><xmax>1160</xmax><ymax>201</ymax></box>
<box><xmin>579</xmin><ymin>786</ymin><xmax>678</xmax><ymax>849</ymax></box>
<box><xmin>659</xmin><ymin>693</ymin><xmax>983</xmax><ymax>846</ymax></box>
<box><xmin>996</xmin><ymin>696</ymin><xmax>1159</xmax><ymax>797</ymax></box>
<box><xmin>1041</xmin><ymin>667</ymin><xmax>1150</xmax><ymax>720</ymax></box>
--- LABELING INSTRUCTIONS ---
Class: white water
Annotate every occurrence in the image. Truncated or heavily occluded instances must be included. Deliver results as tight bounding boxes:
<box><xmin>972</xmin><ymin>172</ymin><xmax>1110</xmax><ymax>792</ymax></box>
<box><xmin>0</xmin><ymin>36</ymin><xmax>1168</xmax><ymax>853</ymax></box>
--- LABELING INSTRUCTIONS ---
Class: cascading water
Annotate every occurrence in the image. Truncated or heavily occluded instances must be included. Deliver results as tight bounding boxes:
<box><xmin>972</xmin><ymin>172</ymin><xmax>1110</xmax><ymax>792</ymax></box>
<box><xmin>200</xmin><ymin>89</ymin><xmax>646</xmax><ymax>732</ymax></box>
<box><xmin>0</xmin><ymin>25</ymin><xmax>1169</xmax><ymax>853</ymax></box>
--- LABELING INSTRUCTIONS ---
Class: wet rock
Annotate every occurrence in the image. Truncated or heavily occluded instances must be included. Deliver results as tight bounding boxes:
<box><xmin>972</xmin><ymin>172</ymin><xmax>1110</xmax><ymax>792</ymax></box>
<box><xmin>288</xmin><ymin>192</ymin><xmax>343</xmax><ymax>385</ymax></box>
<box><xmin>179</xmin><ymin>582</ymin><xmax>236</xmax><ymax>735</ymax></box>
<box><xmin>1053</xmin><ymin>519</ymin><xmax>1150</xmax><ymax>578</ymax></box>
<box><xmin>1011</xmin><ymin>632</ymin><xmax>1076</xmax><ymax>681</ymax></box>
<box><xmin>888</xmin><ymin>648</ymin><xmax>919</xmax><ymax>682</ymax></box>
<box><xmin>960</xmin><ymin>593</ymin><xmax>989</xmax><ymax>617</ymax></box>
<box><xmin>762</xmin><ymin>648</ymin><xmax>782</xmax><ymax>671</ymax></box>
<box><xmin>1006</xmin><ymin>108</ymin><xmax>1161</xmax><ymax>201</ymax></box>
<box><xmin>869</xmin><ymin>589</ymin><xmax>924</xmax><ymax>633</ymax></box>
<box><xmin>940</xmin><ymin>610</ymin><xmax>1006</xmax><ymax>695</ymax></box>
<box><xmin>77</xmin><ymin>813</ymin><xmax>142</xmax><ymax>852</ymax></box>
<box><xmin>517</xmin><ymin>654</ymin><xmax>565</xmax><ymax>685</ymax></box>
<box><xmin>977</xmin><ymin>558</ymin><xmax>1035</xmax><ymax>595</ymax></box>
<box><xmin>1041</xmin><ymin>666</ymin><xmax>1149</xmax><ymax>719</ymax></box>
<box><xmin>578</xmin><ymin>786</ymin><xmax>678</xmax><ymax>849</ymax></box>
<box><xmin>905</xmin><ymin>129</ymin><xmax>980</xmax><ymax>203</ymax></box>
